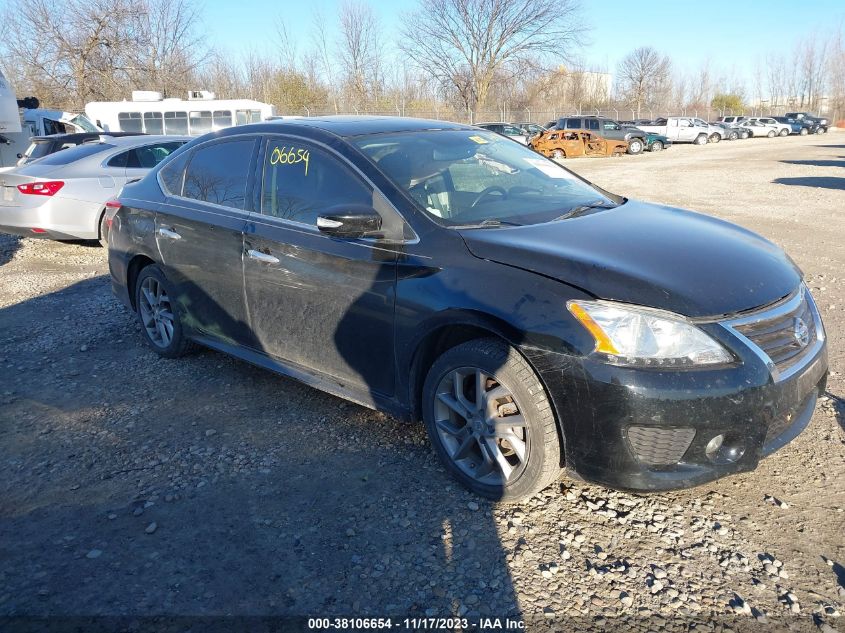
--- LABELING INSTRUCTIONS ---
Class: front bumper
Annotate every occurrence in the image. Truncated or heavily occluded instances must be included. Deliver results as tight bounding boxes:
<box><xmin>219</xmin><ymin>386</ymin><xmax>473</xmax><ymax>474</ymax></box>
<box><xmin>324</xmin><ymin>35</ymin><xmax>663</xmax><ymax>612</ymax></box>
<box><xmin>524</xmin><ymin>310</ymin><xmax>829</xmax><ymax>492</ymax></box>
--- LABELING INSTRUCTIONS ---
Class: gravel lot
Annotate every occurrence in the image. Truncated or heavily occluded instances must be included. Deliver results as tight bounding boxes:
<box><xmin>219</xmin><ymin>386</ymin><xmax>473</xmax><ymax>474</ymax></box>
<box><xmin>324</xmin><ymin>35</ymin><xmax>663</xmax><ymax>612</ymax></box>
<box><xmin>0</xmin><ymin>133</ymin><xmax>843</xmax><ymax>631</ymax></box>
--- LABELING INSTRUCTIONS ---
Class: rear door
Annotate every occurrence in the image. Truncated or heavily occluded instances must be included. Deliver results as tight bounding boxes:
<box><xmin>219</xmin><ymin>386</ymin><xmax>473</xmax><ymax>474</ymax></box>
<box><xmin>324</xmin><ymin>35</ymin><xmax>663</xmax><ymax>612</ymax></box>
<box><xmin>155</xmin><ymin>135</ymin><xmax>260</xmax><ymax>346</ymax></box>
<box><xmin>242</xmin><ymin>135</ymin><xmax>400</xmax><ymax>397</ymax></box>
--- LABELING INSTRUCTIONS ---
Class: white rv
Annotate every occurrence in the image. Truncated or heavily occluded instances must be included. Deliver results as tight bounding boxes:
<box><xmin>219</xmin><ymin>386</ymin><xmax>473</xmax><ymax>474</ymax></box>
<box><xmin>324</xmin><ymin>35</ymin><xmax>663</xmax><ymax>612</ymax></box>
<box><xmin>85</xmin><ymin>91</ymin><xmax>276</xmax><ymax>136</ymax></box>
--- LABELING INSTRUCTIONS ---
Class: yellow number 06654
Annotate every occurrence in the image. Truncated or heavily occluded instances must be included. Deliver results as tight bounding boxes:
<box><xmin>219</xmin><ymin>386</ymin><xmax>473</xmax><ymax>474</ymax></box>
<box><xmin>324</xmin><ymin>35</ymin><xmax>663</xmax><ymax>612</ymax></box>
<box><xmin>270</xmin><ymin>146</ymin><xmax>310</xmax><ymax>175</ymax></box>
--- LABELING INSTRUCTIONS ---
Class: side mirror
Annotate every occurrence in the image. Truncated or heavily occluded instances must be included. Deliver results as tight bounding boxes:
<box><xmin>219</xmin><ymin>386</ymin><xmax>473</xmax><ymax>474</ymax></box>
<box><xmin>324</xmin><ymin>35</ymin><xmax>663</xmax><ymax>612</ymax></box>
<box><xmin>317</xmin><ymin>204</ymin><xmax>382</xmax><ymax>239</ymax></box>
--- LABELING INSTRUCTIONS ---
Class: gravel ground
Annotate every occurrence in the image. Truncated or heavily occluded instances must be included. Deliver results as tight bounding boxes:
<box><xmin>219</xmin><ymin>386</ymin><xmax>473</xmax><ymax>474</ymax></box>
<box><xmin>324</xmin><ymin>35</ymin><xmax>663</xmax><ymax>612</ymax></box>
<box><xmin>0</xmin><ymin>133</ymin><xmax>843</xmax><ymax>631</ymax></box>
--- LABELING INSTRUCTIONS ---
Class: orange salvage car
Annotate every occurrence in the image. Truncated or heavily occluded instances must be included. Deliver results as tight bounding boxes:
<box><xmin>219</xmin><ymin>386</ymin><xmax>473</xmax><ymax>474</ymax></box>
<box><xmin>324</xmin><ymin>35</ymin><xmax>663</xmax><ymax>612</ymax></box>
<box><xmin>530</xmin><ymin>129</ymin><xmax>628</xmax><ymax>159</ymax></box>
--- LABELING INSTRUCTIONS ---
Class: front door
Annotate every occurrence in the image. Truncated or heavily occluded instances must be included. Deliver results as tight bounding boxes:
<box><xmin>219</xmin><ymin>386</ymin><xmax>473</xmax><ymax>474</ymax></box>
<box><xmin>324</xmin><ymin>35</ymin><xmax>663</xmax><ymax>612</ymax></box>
<box><xmin>242</xmin><ymin>136</ymin><xmax>400</xmax><ymax>398</ymax></box>
<box><xmin>155</xmin><ymin>136</ymin><xmax>259</xmax><ymax>346</ymax></box>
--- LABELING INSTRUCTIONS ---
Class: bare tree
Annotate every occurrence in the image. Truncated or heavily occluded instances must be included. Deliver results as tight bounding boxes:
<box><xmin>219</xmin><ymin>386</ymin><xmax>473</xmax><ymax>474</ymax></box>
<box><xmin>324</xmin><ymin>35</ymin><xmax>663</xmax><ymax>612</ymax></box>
<box><xmin>616</xmin><ymin>47</ymin><xmax>671</xmax><ymax>118</ymax></box>
<box><xmin>337</xmin><ymin>0</ymin><xmax>382</xmax><ymax>107</ymax></box>
<box><xmin>399</xmin><ymin>0</ymin><xmax>584</xmax><ymax>115</ymax></box>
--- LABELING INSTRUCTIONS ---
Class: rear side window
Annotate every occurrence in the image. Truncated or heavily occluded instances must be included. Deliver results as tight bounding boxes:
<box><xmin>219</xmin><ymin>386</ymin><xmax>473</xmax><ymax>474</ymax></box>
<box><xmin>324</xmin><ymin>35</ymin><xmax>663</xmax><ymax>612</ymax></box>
<box><xmin>261</xmin><ymin>139</ymin><xmax>372</xmax><ymax>225</ymax></box>
<box><xmin>37</xmin><ymin>143</ymin><xmax>115</xmax><ymax>165</ymax></box>
<box><xmin>182</xmin><ymin>139</ymin><xmax>256</xmax><ymax>209</ymax></box>
<box><xmin>566</xmin><ymin>118</ymin><xmax>581</xmax><ymax>129</ymax></box>
<box><xmin>159</xmin><ymin>150</ymin><xmax>191</xmax><ymax>196</ymax></box>
<box><xmin>132</xmin><ymin>142</ymin><xmax>184</xmax><ymax>168</ymax></box>
<box><xmin>588</xmin><ymin>119</ymin><xmax>599</xmax><ymax>131</ymax></box>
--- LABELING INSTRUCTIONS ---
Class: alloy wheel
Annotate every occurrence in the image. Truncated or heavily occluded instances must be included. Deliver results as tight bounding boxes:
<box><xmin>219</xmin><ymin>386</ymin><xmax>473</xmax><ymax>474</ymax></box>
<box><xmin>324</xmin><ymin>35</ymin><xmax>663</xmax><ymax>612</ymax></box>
<box><xmin>433</xmin><ymin>367</ymin><xmax>529</xmax><ymax>486</ymax></box>
<box><xmin>139</xmin><ymin>277</ymin><xmax>175</xmax><ymax>348</ymax></box>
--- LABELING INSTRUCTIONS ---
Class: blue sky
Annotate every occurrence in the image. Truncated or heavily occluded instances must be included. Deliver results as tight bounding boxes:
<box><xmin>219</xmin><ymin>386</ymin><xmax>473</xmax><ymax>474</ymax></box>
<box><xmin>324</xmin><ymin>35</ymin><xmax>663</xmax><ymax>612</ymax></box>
<box><xmin>202</xmin><ymin>0</ymin><xmax>845</xmax><ymax>82</ymax></box>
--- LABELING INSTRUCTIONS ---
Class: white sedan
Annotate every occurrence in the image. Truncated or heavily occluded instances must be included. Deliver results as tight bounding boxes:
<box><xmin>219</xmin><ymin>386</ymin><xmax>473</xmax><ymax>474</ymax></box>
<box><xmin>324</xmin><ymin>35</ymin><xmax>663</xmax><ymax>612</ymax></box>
<box><xmin>0</xmin><ymin>135</ymin><xmax>188</xmax><ymax>245</ymax></box>
<box><xmin>738</xmin><ymin>120</ymin><xmax>782</xmax><ymax>138</ymax></box>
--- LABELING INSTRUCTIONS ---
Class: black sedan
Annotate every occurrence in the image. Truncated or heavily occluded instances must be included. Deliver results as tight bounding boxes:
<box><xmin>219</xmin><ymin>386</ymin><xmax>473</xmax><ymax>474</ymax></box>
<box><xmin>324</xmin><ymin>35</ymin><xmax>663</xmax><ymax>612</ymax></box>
<box><xmin>107</xmin><ymin>117</ymin><xmax>828</xmax><ymax>501</ymax></box>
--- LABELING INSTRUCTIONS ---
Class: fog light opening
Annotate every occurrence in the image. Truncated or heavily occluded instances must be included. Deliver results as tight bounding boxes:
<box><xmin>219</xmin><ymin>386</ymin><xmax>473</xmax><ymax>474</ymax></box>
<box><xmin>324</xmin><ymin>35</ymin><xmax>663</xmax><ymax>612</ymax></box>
<box><xmin>705</xmin><ymin>433</ymin><xmax>745</xmax><ymax>464</ymax></box>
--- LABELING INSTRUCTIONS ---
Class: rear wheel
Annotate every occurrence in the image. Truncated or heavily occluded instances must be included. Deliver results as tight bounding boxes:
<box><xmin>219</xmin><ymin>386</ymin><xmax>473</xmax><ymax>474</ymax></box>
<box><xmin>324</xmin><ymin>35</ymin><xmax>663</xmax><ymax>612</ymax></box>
<box><xmin>694</xmin><ymin>133</ymin><xmax>708</xmax><ymax>145</ymax></box>
<box><xmin>800</xmin><ymin>127</ymin><xmax>809</xmax><ymax>136</ymax></box>
<box><xmin>626</xmin><ymin>138</ymin><xmax>644</xmax><ymax>154</ymax></box>
<box><xmin>709</xmin><ymin>133</ymin><xmax>721</xmax><ymax>143</ymax></box>
<box><xmin>422</xmin><ymin>338</ymin><xmax>562</xmax><ymax>501</ymax></box>
<box><xmin>729</xmin><ymin>131</ymin><xmax>739</xmax><ymax>140</ymax></box>
<box><xmin>778</xmin><ymin>128</ymin><xmax>789</xmax><ymax>136</ymax></box>
<box><xmin>135</xmin><ymin>265</ymin><xmax>192</xmax><ymax>358</ymax></box>
<box><xmin>767</xmin><ymin>130</ymin><xmax>776</xmax><ymax>138</ymax></box>
<box><xmin>550</xmin><ymin>149</ymin><xmax>565</xmax><ymax>160</ymax></box>
<box><xmin>650</xmin><ymin>140</ymin><xmax>663</xmax><ymax>152</ymax></box>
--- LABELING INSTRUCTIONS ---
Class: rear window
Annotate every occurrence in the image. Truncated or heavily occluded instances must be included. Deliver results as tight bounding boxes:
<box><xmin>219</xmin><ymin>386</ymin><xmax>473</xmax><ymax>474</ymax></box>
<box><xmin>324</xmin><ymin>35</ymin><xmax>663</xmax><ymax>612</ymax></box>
<box><xmin>37</xmin><ymin>143</ymin><xmax>114</xmax><ymax>165</ymax></box>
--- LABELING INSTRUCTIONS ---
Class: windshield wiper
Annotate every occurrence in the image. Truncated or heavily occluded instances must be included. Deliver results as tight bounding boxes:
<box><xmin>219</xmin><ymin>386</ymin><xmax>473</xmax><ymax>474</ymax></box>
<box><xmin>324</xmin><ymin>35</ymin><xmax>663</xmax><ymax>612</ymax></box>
<box><xmin>450</xmin><ymin>218</ymin><xmax>521</xmax><ymax>229</ymax></box>
<box><xmin>553</xmin><ymin>200</ymin><xmax>618</xmax><ymax>221</ymax></box>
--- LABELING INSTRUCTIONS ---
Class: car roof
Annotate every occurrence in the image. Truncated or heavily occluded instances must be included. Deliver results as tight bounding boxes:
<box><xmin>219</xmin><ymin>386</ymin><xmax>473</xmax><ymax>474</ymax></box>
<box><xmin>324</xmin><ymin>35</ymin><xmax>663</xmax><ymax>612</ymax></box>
<box><xmin>30</xmin><ymin>132</ymin><xmax>146</xmax><ymax>142</ymax></box>
<box><xmin>218</xmin><ymin>116</ymin><xmax>473</xmax><ymax>139</ymax></box>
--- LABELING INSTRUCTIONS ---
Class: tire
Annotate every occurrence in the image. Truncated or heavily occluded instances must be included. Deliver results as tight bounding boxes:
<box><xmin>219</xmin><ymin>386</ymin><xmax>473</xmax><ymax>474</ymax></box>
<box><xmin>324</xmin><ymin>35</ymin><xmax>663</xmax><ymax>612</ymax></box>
<box><xmin>626</xmin><ymin>138</ymin><xmax>644</xmax><ymax>155</ymax></box>
<box><xmin>779</xmin><ymin>128</ymin><xmax>789</xmax><ymax>136</ymax></box>
<box><xmin>729</xmin><ymin>132</ymin><xmax>739</xmax><ymax>140</ymax></box>
<box><xmin>694</xmin><ymin>133</ymin><xmax>708</xmax><ymax>145</ymax></box>
<box><xmin>767</xmin><ymin>130</ymin><xmax>776</xmax><ymax>138</ymax></box>
<box><xmin>816</xmin><ymin>127</ymin><xmax>825</xmax><ymax>134</ymax></box>
<box><xmin>709</xmin><ymin>133</ymin><xmax>721</xmax><ymax>143</ymax></box>
<box><xmin>98</xmin><ymin>212</ymin><xmax>108</xmax><ymax>248</ymax></box>
<box><xmin>741</xmin><ymin>131</ymin><xmax>750</xmax><ymax>139</ymax></box>
<box><xmin>800</xmin><ymin>127</ymin><xmax>809</xmax><ymax>136</ymax></box>
<box><xmin>134</xmin><ymin>264</ymin><xmax>192</xmax><ymax>358</ymax></box>
<box><xmin>422</xmin><ymin>338</ymin><xmax>562</xmax><ymax>502</ymax></box>
<box><xmin>650</xmin><ymin>140</ymin><xmax>663</xmax><ymax>152</ymax></box>
<box><xmin>550</xmin><ymin>149</ymin><xmax>565</xmax><ymax>160</ymax></box>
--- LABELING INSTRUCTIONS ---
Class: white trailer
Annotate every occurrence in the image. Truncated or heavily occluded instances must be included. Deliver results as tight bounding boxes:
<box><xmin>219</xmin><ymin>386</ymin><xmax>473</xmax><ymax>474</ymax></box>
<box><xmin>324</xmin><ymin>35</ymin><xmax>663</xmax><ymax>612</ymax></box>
<box><xmin>85</xmin><ymin>91</ymin><xmax>276</xmax><ymax>136</ymax></box>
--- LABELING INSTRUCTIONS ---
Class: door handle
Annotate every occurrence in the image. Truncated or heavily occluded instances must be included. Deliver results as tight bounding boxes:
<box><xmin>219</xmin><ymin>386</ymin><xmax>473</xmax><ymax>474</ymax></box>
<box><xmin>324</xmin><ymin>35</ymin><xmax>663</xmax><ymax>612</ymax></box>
<box><xmin>157</xmin><ymin>227</ymin><xmax>181</xmax><ymax>240</ymax></box>
<box><xmin>247</xmin><ymin>249</ymin><xmax>280</xmax><ymax>264</ymax></box>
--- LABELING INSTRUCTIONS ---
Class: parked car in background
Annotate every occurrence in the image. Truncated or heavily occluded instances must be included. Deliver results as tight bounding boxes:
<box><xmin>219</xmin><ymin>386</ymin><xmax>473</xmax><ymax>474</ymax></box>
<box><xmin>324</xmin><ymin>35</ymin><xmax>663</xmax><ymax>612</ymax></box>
<box><xmin>107</xmin><ymin>116</ymin><xmax>828</xmax><ymax>501</ymax></box>
<box><xmin>530</xmin><ymin>129</ymin><xmax>628</xmax><ymax>159</ymax></box>
<box><xmin>712</xmin><ymin>122</ymin><xmax>750</xmax><ymax>140</ymax></box>
<box><xmin>513</xmin><ymin>122</ymin><xmax>547</xmax><ymax>138</ymax></box>
<box><xmin>785</xmin><ymin>112</ymin><xmax>829</xmax><ymax>134</ymax></box>
<box><xmin>16</xmin><ymin>132</ymin><xmax>146</xmax><ymax>167</ymax></box>
<box><xmin>475</xmin><ymin>122</ymin><xmax>529</xmax><ymax>144</ymax></box>
<box><xmin>746</xmin><ymin>117</ymin><xmax>791</xmax><ymax>137</ymax></box>
<box><xmin>774</xmin><ymin>116</ymin><xmax>811</xmax><ymax>135</ymax></box>
<box><xmin>637</xmin><ymin>117</ymin><xmax>711</xmax><ymax>145</ymax></box>
<box><xmin>555</xmin><ymin>116</ymin><xmax>647</xmax><ymax>154</ymax></box>
<box><xmin>690</xmin><ymin>118</ymin><xmax>730</xmax><ymax>142</ymax></box>
<box><xmin>644</xmin><ymin>132</ymin><xmax>672</xmax><ymax>151</ymax></box>
<box><xmin>739</xmin><ymin>119</ymin><xmax>781</xmax><ymax>137</ymax></box>
<box><xmin>0</xmin><ymin>135</ymin><xmax>188</xmax><ymax>245</ymax></box>
<box><xmin>716</xmin><ymin>116</ymin><xmax>748</xmax><ymax>126</ymax></box>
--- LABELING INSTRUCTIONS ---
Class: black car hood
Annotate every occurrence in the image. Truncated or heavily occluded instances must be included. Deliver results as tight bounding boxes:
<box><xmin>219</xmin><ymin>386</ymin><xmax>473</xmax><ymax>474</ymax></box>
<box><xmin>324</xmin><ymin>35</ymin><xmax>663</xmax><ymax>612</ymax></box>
<box><xmin>459</xmin><ymin>200</ymin><xmax>800</xmax><ymax>318</ymax></box>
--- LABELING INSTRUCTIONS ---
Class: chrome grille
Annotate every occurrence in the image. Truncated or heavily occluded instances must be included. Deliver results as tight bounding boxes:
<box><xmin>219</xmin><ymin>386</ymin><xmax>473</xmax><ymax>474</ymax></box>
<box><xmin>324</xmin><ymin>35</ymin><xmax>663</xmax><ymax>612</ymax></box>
<box><xmin>726</xmin><ymin>285</ymin><xmax>822</xmax><ymax>380</ymax></box>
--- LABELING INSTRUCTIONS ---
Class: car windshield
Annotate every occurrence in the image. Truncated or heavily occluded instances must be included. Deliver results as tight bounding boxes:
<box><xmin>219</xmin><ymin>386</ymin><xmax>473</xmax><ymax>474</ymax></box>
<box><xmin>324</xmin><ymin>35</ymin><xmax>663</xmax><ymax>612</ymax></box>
<box><xmin>354</xmin><ymin>130</ymin><xmax>614</xmax><ymax>227</ymax></box>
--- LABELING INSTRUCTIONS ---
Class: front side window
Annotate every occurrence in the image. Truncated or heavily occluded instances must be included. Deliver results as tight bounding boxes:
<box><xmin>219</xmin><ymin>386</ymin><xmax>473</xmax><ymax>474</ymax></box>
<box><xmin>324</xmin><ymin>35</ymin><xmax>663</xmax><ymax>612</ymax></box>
<box><xmin>354</xmin><ymin>130</ymin><xmax>611</xmax><ymax>227</ymax></box>
<box><xmin>566</xmin><ymin>118</ymin><xmax>581</xmax><ymax>129</ymax></box>
<box><xmin>261</xmin><ymin>139</ymin><xmax>372</xmax><ymax>225</ymax></box>
<box><xmin>118</xmin><ymin>112</ymin><xmax>143</xmax><ymax>132</ymax></box>
<box><xmin>183</xmin><ymin>139</ymin><xmax>256</xmax><ymax>209</ymax></box>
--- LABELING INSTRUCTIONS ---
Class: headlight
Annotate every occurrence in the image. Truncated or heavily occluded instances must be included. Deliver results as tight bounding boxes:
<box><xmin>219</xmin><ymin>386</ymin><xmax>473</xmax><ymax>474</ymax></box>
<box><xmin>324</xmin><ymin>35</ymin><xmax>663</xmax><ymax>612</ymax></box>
<box><xmin>567</xmin><ymin>300</ymin><xmax>733</xmax><ymax>367</ymax></box>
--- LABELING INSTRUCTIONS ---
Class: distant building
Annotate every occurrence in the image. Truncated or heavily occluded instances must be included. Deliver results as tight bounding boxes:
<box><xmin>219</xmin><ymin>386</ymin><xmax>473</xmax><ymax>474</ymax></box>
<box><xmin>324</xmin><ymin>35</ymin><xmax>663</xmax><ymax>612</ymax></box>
<box><xmin>546</xmin><ymin>68</ymin><xmax>612</xmax><ymax>106</ymax></box>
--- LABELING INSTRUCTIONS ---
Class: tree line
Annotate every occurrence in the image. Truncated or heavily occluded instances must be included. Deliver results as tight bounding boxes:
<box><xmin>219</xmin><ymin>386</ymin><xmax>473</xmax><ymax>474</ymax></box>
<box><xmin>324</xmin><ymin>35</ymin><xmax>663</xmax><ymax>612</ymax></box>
<box><xmin>1</xmin><ymin>0</ymin><xmax>843</xmax><ymax>123</ymax></box>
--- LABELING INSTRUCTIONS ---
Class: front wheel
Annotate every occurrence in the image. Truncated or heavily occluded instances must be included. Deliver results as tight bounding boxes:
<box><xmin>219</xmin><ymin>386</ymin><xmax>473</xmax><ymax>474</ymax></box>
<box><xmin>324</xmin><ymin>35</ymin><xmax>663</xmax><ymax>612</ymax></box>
<box><xmin>650</xmin><ymin>140</ymin><xmax>663</xmax><ymax>152</ymax></box>
<box><xmin>422</xmin><ymin>338</ymin><xmax>562</xmax><ymax>501</ymax></box>
<box><xmin>800</xmin><ymin>127</ymin><xmax>809</xmax><ymax>136</ymax></box>
<box><xmin>550</xmin><ymin>148</ymin><xmax>565</xmax><ymax>160</ymax></box>
<box><xmin>135</xmin><ymin>265</ymin><xmax>192</xmax><ymax>358</ymax></box>
<box><xmin>729</xmin><ymin>131</ymin><xmax>739</xmax><ymax>140</ymax></box>
<box><xmin>779</xmin><ymin>128</ymin><xmax>789</xmax><ymax>136</ymax></box>
<box><xmin>626</xmin><ymin>138</ymin><xmax>644</xmax><ymax>154</ymax></box>
<box><xmin>709</xmin><ymin>133</ymin><xmax>721</xmax><ymax>143</ymax></box>
<box><xmin>816</xmin><ymin>127</ymin><xmax>826</xmax><ymax>134</ymax></box>
<box><xmin>767</xmin><ymin>130</ymin><xmax>776</xmax><ymax>138</ymax></box>
<box><xmin>694</xmin><ymin>133</ymin><xmax>708</xmax><ymax>145</ymax></box>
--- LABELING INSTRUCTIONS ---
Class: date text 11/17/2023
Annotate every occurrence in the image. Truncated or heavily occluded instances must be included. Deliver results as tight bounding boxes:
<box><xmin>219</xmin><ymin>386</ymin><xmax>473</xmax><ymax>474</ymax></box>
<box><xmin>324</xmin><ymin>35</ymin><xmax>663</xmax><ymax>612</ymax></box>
<box><xmin>307</xmin><ymin>617</ymin><xmax>526</xmax><ymax>630</ymax></box>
